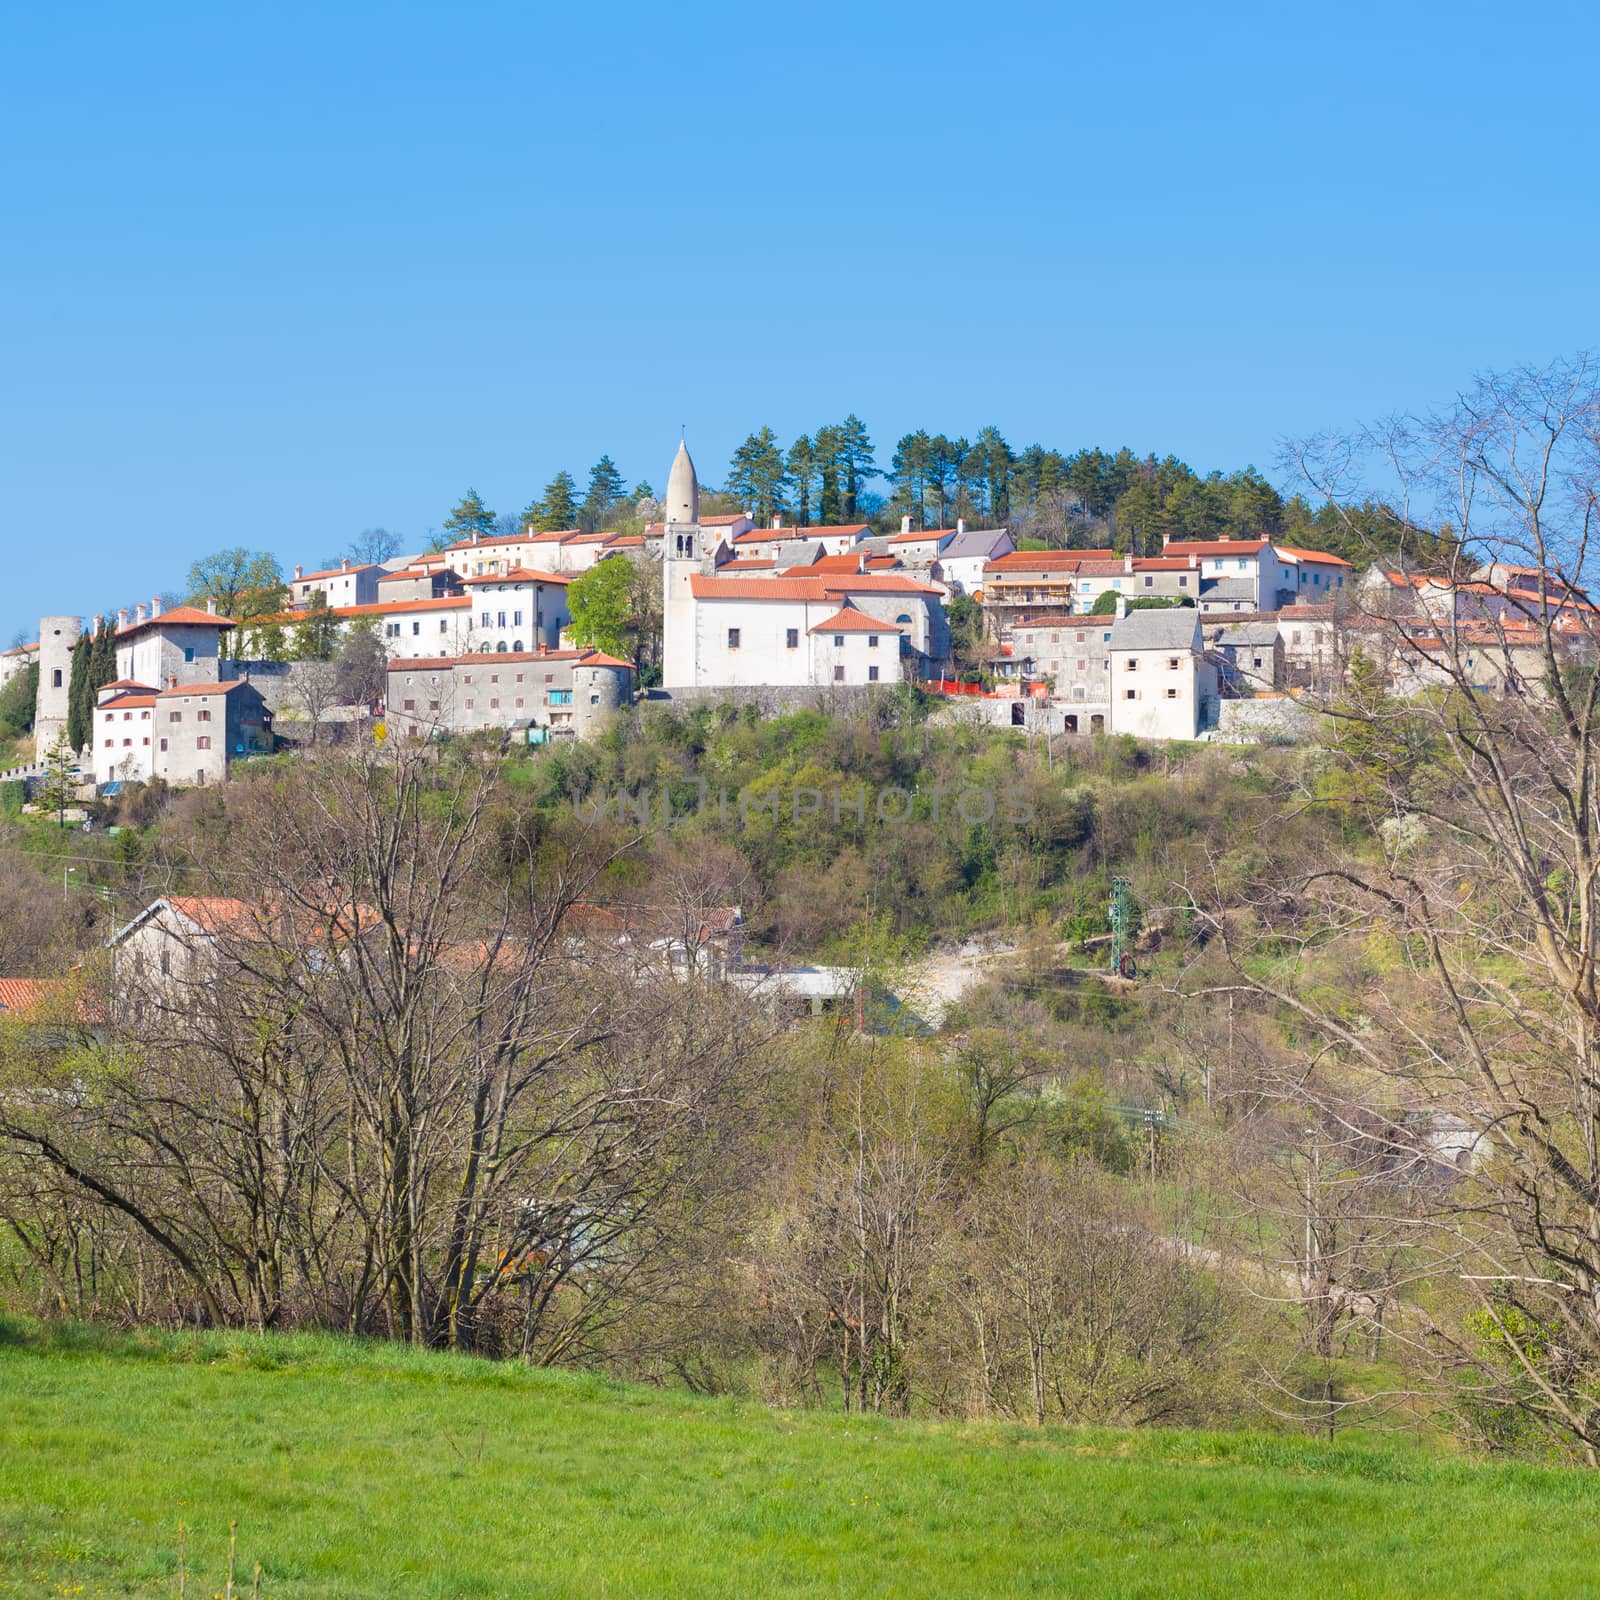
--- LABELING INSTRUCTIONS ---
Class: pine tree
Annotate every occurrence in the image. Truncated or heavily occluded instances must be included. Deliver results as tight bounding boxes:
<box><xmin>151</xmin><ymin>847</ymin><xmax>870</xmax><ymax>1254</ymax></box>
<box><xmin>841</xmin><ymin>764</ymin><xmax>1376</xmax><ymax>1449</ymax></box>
<box><xmin>528</xmin><ymin>471</ymin><xmax>579</xmax><ymax>532</ymax></box>
<box><xmin>37</xmin><ymin>728</ymin><xmax>78</xmax><ymax>822</ymax></box>
<box><xmin>65</xmin><ymin>631</ymin><xmax>91</xmax><ymax>754</ymax></box>
<box><xmin>836</xmin><ymin>414</ymin><xmax>877</xmax><ymax>521</ymax></box>
<box><xmin>972</xmin><ymin>425</ymin><xmax>1014</xmax><ymax>521</ymax></box>
<box><xmin>891</xmin><ymin>431</ymin><xmax>933</xmax><ymax>526</ymax></box>
<box><xmin>814</xmin><ymin>424</ymin><xmax>844</xmax><ymax>525</ymax></box>
<box><xmin>443</xmin><ymin>489</ymin><xmax>496</xmax><ymax>541</ymax></box>
<box><xmin>726</xmin><ymin>427</ymin><xmax>789</xmax><ymax>524</ymax></box>
<box><xmin>787</xmin><ymin>436</ymin><xmax>817</xmax><ymax>526</ymax></box>
<box><xmin>581</xmin><ymin>456</ymin><xmax>627</xmax><ymax>532</ymax></box>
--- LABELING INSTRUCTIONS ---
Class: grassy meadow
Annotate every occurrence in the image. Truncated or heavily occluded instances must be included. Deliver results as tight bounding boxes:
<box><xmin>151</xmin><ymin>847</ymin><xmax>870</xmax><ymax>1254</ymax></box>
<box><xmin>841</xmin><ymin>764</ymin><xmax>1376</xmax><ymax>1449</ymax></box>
<box><xmin>1</xmin><ymin>1320</ymin><xmax>1596</xmax><ymax>1598</ymax></box>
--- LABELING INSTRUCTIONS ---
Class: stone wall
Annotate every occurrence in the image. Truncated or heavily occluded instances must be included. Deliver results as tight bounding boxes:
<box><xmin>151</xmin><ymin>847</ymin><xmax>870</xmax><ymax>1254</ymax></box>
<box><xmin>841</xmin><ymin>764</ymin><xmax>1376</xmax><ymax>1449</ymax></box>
<box><xmin>1213</xmin><ymin>696</ymin><xmax>1321</xmax><ymax>743</ymax></box>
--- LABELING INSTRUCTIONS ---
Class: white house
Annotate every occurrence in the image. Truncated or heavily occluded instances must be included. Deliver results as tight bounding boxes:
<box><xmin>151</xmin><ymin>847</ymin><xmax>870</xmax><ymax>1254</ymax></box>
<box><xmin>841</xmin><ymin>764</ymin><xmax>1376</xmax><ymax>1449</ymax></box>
<box><xmin>113</xmin><ymin>600</ymin><xmax>233</xmax><ymax>687</ymax></box>
<box><xmin>729</xmin><ymin>521</ymin><xmax>872</xmax><ymax>559</ymax></box>
<box><xmin>1161</xmin><ymin>539</ymin><xmax>1352</xmax><ymax>612</ymax></box>
<box><xmin>93</xmin><ymin>678</ymin><xmax>271</xmax><ymax>788</ymax></box>
<box><xmin>462</xmin><ymin>569</ymin><xmax>574</xmax><ymax>653</ymax></box>
<box><xmin>1107</xmin><ymin>607</ymin><xmax>1218</xmax><ymax>740</ymax></box>
<box><xmin>287</xmin><ymin>561</ymin><xmax>383</xmax><ymax>609</ymax></box>
<box><xmin>934</xmin><ymin>526</ymin><xmax>1014</xmax><ymax>594</ymax></box>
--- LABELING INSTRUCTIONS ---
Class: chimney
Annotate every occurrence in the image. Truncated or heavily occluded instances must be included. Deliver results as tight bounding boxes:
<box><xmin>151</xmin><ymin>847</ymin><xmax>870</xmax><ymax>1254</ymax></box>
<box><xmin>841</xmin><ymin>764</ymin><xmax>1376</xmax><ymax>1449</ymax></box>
<box><xmin>1115</xmin><ymin>595</ymin><xmax>1128</xmax><ymax>619</ymax></box>
<box><xmin>135</xmin><ymin>603</ymin><xmax>147</xmax><ymax>625</ymax></box>
<box><xmin>206</xmin><ymin>596</ymin><xmax>218</xmax><ymax>615</ymax></box>
<box><xmin>92</xmin><ymin>614</ymin><xmax>103</xmax><ymax>633</ymax></box>
<box><xmin>117</xmin><ymin>608</ymin><xmax>129</xmax><ymax>630</ymax></box>
<box><xmin>150</xmin><ymin>595</ymin><xmax>162</xmax><ymax>618</ymax></box>
<box><xmin>471</xmin><ymin>530</ymin><xmax>482</xmax><ymax>544</ymax></box>
<box><xmin>341</xmin><ymin>558</ymin><xmax>350</xmax><ymax>571</ymax></box>
<box><xmin>1188</xmin><ymin>554</ymin><xmax>1198</xmax><ymax>569</ymax></box>
<box><xmin>1162</xmin><ymin>533</ymin><xmax>1170</xmax><ymax>548</ymax></box>
<box><xmin>1124</xmin><ymin>553</ymin><xmax>1135</xmax><ymax>574</ymax></box>
<box><xmin>901</xmin><ymin>515</ymin><xmax>913</xmax><ymax>535</ymax></box>
<box><xmin>168</xmin><ymin>674</ymin><xmax>178</xmax><ymax>691</ymax></box>
<box><xmin>957</xmin><ymin>518</ymin><xmax>966</xmax><ymax>536</ymax></box>
<box><xmin>294</xmin><ymin>564</ymin><xmax>303</xmax><ymax>581</ymax></box>
<box><xmin>771</xmin><ymin>515</ymin><xmax>782</xmax><ymax>530</ymax></box>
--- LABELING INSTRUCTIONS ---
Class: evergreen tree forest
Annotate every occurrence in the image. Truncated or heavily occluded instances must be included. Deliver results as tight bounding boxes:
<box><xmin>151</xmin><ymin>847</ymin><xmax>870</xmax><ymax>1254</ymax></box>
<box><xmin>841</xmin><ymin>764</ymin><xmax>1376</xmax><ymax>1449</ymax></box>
<box><xmin>484</xmin><ymin>421</ymin><xmax>1453</xmax><ymax>567</ymax></box>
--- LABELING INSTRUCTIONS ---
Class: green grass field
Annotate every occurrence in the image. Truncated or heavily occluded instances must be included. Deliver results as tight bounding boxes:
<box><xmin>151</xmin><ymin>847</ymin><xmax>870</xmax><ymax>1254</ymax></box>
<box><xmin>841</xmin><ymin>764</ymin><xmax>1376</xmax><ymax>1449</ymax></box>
<box><xmin>2</xmin><ymin>1320</ymin><xmax>1596</xmax><ymax>1598</ymax></box>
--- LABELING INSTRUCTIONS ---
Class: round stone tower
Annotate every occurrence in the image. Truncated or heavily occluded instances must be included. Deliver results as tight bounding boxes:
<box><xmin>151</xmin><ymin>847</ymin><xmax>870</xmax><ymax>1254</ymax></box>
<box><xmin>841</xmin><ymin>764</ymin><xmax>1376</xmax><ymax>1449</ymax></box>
<box><xmin>34</xmin><ymin>615</ymin><xmax>83</xmax><ymax>764</ymax></box>
<box><xmin>571</xmin><ymin>661</ymin><xmax>629</xmax><ymax>738</ymax></box>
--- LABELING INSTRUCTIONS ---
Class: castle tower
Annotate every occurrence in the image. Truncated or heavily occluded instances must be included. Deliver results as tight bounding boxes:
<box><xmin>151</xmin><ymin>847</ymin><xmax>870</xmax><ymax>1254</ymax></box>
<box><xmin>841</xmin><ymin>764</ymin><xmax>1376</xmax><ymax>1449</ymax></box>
<box><xmin>662</xmin><ymin>440</ymin><xmax>705</xmax><ymax>690</ymax></box>
<box><xmin>34</xmin><ymin>615</ymin><xmax>83</xmax><ymax>764</ymax></box>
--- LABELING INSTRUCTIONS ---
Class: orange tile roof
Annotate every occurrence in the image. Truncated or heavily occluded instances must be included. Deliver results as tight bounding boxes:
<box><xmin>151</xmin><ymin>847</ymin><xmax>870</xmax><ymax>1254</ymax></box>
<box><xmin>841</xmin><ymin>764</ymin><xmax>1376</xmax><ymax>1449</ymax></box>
<box><xmin>984</xmin><ymin>549</ymin><xmax>1116</xmax><ymax>572</ymax></box>
<box><xmin>689</xmin><ymin>574</ymin><xmax>940</xmax><ymax>602</ymax></box>
<box><xmin>1</xmin><ymin>641</ymin><xmax>38</xmax><ymax>656</ymax></box>
<box><xmin>810</xmin><ymin>604</ymin><xmax>905</xmax><ymax>634</ymax></box>
<box><xmin>97</xmin><ymin>693</ymin><xmax>156</xmax><ymax>710</ymax></box>
<box><xmin>444</xmin><ymin>529</ymin><xmax>573</xmax><ymax>552</ymax></box>
<box><xmin>889</xmin><ymin>526</ymin><xmax>956</xmax><ymax>543</ymax></box>
<box><xmin>0</xmin><ymin>977</ymin><xmax>103</xmax><ymax>1023</ymax></box>
<box><xmin>292</xmin><ymin>563</ymin><xmax>382</xmax><ymax>582</ymax></box>
<box><xmin>156</xmin><ymin>680</ymin><xmax>255</xmax><ymax>698</ymax></box>
<box><xmin>718</xmin><ymin>558</ymin><xmax>776</xmax><ymax>571</ymax></box>
<box><xmin>117</xmin><ymin>606</ymin><xmax>235</xmax><ymax>637</ymax></box>
<box><xmin>1275</xmin><ymin>545</ymin><xmax>1354</xmax><ymax>567</ymax></box>
<box><xmin>462</xmin><ymin>567</ymin><xmax>575</xmax><ymax>587</ymax></box>
<box><xmin>1161</xmin><ymin>539</ymin><xmax>1270</xmax><ymax>556</ymax></box>
<box><xmin>100</xmin><ymin>677</ymin><xmax>156</xmax><ymax>692</ymax></box>
<box><xmin>732</xmin><ymin>523</ymin><xmax>869</xmax><ymax>545</ymax></box>
<box><xmin>387</xmin><ymin>648</ymin><xmax>632</xmax><ymax>670</ymax></box>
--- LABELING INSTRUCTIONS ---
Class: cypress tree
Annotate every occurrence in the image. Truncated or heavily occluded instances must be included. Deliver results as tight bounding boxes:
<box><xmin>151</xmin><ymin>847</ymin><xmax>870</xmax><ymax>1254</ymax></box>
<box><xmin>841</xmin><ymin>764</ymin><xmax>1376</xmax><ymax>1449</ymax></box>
<box><xmin>65</xmin><ymin>630</ymin><xmax>91</xmax><ymax>754</ymax></box>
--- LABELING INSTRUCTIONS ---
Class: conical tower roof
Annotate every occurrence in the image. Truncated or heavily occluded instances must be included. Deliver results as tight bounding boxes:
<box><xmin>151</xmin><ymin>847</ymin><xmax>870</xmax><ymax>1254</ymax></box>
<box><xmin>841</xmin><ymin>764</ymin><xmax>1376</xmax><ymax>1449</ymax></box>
<box><xmin>665</xmin><ymin>440</ymin><xmax>699</xmax><ymax>527</ymax></box>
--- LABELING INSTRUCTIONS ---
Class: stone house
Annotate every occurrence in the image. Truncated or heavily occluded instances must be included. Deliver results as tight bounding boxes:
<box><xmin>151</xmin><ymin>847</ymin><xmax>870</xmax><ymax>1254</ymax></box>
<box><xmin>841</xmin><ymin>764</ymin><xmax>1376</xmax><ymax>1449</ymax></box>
<box><xmin>1107</xmin><ymin>607</ymin><xmax>1218</xmax><ymax>740</ymax></box>
<box><xmin>288</xmin><ymin>560</ymin><xmax>383</xmax><ymax>609</ymax></box>
<box><xmin>93</xmin><ymin>678</ymin><xmax>272</xmax><ymax>788</ymax></box>
<box><xmin>385</xmin><ymin>647</ymin><xmax>633</xmax><ymax>742</ymax></box>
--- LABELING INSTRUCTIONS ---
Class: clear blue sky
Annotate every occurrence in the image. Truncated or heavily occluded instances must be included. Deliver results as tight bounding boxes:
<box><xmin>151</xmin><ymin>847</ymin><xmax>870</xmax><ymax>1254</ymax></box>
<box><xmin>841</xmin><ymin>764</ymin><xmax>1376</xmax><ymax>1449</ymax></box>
<box><xmin>3</xmin><ymin>0</ymin><xmax>1596</xmax><ymax>640</ymax></box>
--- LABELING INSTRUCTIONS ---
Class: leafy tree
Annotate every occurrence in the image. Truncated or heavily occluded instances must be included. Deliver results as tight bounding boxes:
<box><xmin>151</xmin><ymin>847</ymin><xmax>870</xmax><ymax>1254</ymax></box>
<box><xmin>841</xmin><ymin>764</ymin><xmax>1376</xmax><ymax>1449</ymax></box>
<box><xmin>443</xmin><ymin>489</ymin><xmax>496</xmax><ymax>542</ymax></box>
<box><xmin>581</xmin><ymin>457</ymin><xmax>628</xmax><ymax>532</ymax></box>
<box><xmin>565</xmin><ymin>556</ymin><xmax>635</xmax><ymax>658</ymax></box>
<box><xmin>184</xmin><ymin>549</ymin><xmax>286</xmax><ymax>654</ymax></box>
<box><xmin>293</xmin><ymin>591</ymin><xmax>340</xmax><ymax>662</ymax></box>
<box><xmin>0</xmin><ymin>662</ymin><xmax>37</xmax><ymax>740</ymax></box>
<box><xmin>787</xmin><ymin>435</ymin><xmax>817</xmax><ymax>526</ymax></box>
<box><xmin>528</xmin><ymin>471</ymin><xmax>579</xmax><ymax>532</ymax></box>
<box><xmin>727</xmin><ymin>427</ymin><xmax>789</xmax><ymax>524</ymax></box>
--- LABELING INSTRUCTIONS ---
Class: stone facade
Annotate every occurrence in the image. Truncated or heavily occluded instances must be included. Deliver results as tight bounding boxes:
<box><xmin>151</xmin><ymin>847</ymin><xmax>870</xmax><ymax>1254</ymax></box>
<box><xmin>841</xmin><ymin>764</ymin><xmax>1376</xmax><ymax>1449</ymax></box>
<box><xmin>386</xmin><ymin>648</ymin><xmax>633</xmax><ymax>742</ymax></box>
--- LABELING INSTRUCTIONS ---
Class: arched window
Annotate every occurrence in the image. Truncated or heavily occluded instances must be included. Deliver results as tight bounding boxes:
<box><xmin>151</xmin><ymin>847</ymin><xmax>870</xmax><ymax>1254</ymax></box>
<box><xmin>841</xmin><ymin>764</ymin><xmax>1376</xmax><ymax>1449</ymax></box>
<box><xmin>512</xmin><ymin>640</ymin><xmax>523</xmax><ymax>653</ymax></box>
<box><xmin>496</xmin><ymin>642</ymin><xmax>508</xmax><ymax>653</ymax></box>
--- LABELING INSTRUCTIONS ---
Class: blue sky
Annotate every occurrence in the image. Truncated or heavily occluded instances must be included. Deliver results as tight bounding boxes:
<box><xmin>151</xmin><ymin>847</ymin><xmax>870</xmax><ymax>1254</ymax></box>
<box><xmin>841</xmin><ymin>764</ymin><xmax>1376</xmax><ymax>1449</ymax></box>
<box><xmin>3</xmin><ymin>0</ymin><xmax>1596</xmax><ymax>639</ymax></box>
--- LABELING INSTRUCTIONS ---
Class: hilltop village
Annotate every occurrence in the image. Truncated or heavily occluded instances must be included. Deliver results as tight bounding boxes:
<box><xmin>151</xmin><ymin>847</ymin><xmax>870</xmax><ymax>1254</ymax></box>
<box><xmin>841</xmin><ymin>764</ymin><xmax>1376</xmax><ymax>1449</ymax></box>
<box><xmin>2</xmin><ymin>439</ymin><xmax>1590</xmax><ymax>796</ymax></box>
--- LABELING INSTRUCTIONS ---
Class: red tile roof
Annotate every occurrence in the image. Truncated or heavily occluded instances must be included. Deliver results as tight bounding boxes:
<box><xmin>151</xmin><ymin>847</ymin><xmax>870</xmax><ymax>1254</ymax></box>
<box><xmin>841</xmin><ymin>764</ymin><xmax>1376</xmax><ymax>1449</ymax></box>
<box><xmin>717</xmin><ymin>558</ymin><xmax>776</xmax><ymax>571</ymax></box>
<box><xmin>0</xmin><ymin>977</ymin><xmax>103</xmax><ymax>1023</ymax></box>
<box><xmin>293</xmin><ymin>563</ymin><xmax>382</xmax><ymax>582</ymax></box>
<box><xmin>1</xmin><ymin>641</ymin><xmax>38</xmax><ymax>656</ymax></box>
<box><xmin>117</xmin><ymin>606</ymin><xmax>234</xmax><ymax>637</ymax></box>
<box><xmin>156</xmin><ymin>680</ymin><xmax>255</xmax><ymax>698</ymax></box>
<box><xmin>889</xmin><ymin>526</ymin><xmax>956</xmax><ymax>543</ymax></box>
<box><xmin>810</xmin><ymin>604</ymin><xmax>905</xmax><ymax>634</ymax></box>
<box><xmin>97</xmin><ymin>693</ymin><xmax>156</xmax><ymax>710</ymax></box>
<box><xmin>732</xmin><ymin>523</ymin><xmax>869</xmax><ymax>545</ymax></box>
<box><xmin>984</xmin><ymin>549</ymin><xmax>1116</xmax><ymax>573</ymax></box>
<box><xmin>689</xmin><ymin>574</ymin><xmax>940</xmax><ymax>602</ymax></box>
<box><xmin>1162</xmin><ymin>539</ymin><xmax>1270</xmax><ymax>556</ymax></box>
<box><xmin>1276</xmin><ymin>546</ymin><xmax>1354</xmax><ymax>567</ymax></box>
<box><xmin>462</xmin><ymin>568</ymin><xmax>575</xmax><ymax>587</ymax></box>
<box><xmin>387</xmin><ymin>648</ymin><xmax>632</xmax><ymax>670</ymax></box>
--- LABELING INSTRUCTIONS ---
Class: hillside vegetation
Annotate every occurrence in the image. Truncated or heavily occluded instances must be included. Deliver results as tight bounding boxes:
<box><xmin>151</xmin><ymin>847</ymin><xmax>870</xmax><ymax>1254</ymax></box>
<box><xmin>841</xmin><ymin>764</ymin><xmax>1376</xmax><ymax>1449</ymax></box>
<box><xmin>3</xmin><ymin>1321</ymin><xmax>1598</xmax><ymax>1600</ymax></box>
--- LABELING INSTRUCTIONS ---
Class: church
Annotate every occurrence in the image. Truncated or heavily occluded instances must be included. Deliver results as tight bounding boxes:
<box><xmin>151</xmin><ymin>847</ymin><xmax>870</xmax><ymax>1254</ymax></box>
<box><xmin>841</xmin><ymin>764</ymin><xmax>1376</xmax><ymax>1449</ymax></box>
<box><xmin>659</xmin><ymin>441</ymin><xmax>950</xmax><ymax>693</ymax></box>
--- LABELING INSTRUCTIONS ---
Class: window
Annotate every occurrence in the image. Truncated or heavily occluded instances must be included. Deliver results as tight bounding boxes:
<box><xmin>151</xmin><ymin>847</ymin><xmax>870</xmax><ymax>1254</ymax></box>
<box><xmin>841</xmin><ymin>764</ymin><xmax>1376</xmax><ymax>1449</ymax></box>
<box><xmin>481</xmin><ymin>611</ymin><xmax>491</xmax><ymax>627</ymax></box>
<box><xmin>868</xmin><ymin>665</ymin><xmax>879</xmax><ymax>682</ymax></box>
<box><xmin>52</xmin><ymin>669</ymin><xmax>62</xmax><ymax>688</ymax></box>
<box><xmin>465</xmin><ymin>699</ymin><xmax>474</xmax><ymax>710</ymax></box>
<box><xmin>169</xmin><ymin>711</ymin><xmax>181</xmax><ymax>723</ymax></box>
<box><xmin>545</xmin><ymin>673</ymin><xmax>554</xmax><ymax>683</ymax></box>
<box><xmin>1252</xmin><ymin>655</ymin><xmax>1264</xmax><ymax>669</ymax></box>
<box><xmin>1125</xmin><ymin>688</ymin><xmax>1139</xmax><ymax>700</ymax></box>
<box><xmin>490</xmin><ymin>674</ymin><xmax>499</xmax><ymax>684</ymax></box>
<box><xmin>867</xmin><ymin>635</ymin><xmax>879</xmax><ymax>648</ymax></box>
<box><xmin>387</xmin><ymin>623</ymin><xmax>399</xmax><ymax>638</ymax></box>
<box><xmin>549</xmin><ymin>689</ymin><xmax>572</xmax><ymax>705</ymax></box>
<box><xmin>142</xmin><ymin>736</ymin><xmax>150</xmax><ymax>746</ymax></box>
<box><xmin>1237</xmin><ymin>558</ymin><xmax>1247</xmax><ymax>570</ymax></box>
<box><xmin>123</xmin><ymin>711</ymin><xmax>132</xmax><ymax>721</ymax></box>
<box><xmin>833</xmin><ymin>665</ymin><xmax>845</xmax><ymax>682</ymax></box>
<box><xmin>1167</xmin><ymin>657</ymin><xmax>1180</xmax><ymax>670</ymax></box>
<box><xmin>727</xmin><ymin>628</ymin><xmax>741</xmax><ymax>650</ymax></box>
<box><xmin>497</xmin><ymin>612</ymin><xmax>507</xmax><ymax>628</ymax></box>
<box><xmin>402</xmin><ymin>698</ymin><xmax>416</xmax><ymax>711</ymax></box>
<box><xmin>1076</xmin><ymin>659</ymin><xmax>1086</xmax><ymax>670</ymax></box>
<box><xmin>196</xmin><ymin>736</ymin><xmax>211</xmax><ymax>751</ymax></box>
<box><xmin>1165</xmin><ymin>687</ymin><xmax>1179</xmax><ymax>700</ymax></box>
<box><xmin>833</xmin><ymin>634</ymin><xmax>844</xmax><ymax>647</ymax></box>
<box><xmin>197</xmin><ymin>709</ymin><xmax>211</xmax><ymax>722</ymax></box>
<box><xmin>1178</xmin><ymin>574</ymin><xmax>1188</xmax><ymax>587</ymax></box>
<box><xmin>428</xmin><ymin>700</ymin><xmax>440</xmax><ymax>712</ymax></box>
<box><xmin>513</xmin><ymin>610</ymin><xmax>523</xmax><ymax>626</ymax></box>
<box><xmin>515</xmin><ymin>697</ymin><xmax>524</xmax><ymax>708</ymax></box>
<box><xmin>785</xmin><ymin>628</ymin><xmax>799</xmax><ymax>649</ymax></box>
<box><xmin>103</xmin><ymin>739</ymin><xmax>112</xmax><ymax>748</ymax></box>
<box><xmin>1144</xmin><ymin>575</ymin><xmax>1153</xmax><ymax>588</ymax></box>
<box><xmin>1076</xmin><ymin>631</ymin><xmax>1086</xmax><ymax>643</ymax></box>
<box><xmin>1124</xmin><ymin>658</ymin><xmax>1139</xmax><ymax>671</ymax></box>
<box><xmin>159</xmin><ymin>738</ymin><xmax>168</xmax><ymax>752</ymax></box>
<box><xmin>439</xmin><ymin>619</ymin><xmax>448</xmax><ymax>633</ymax></box>
<box><xmin>412</xmin><ymin>621</ymin><xmax>421</xmax><ymax>636</ymax></box>
<box><xmin>489</xmin><ymin>698</ymin><xmax>499</xmax><ymax>709</ymax></box>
